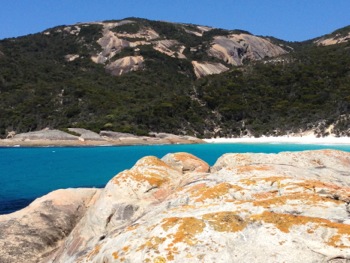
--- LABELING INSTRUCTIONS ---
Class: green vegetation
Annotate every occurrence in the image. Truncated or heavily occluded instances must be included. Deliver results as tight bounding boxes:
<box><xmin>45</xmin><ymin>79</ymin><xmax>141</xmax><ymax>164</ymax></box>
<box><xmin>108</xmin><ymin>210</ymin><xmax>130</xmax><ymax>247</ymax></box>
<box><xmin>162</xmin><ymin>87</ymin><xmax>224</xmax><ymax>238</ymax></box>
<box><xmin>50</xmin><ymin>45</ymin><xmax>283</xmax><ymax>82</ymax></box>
<box><xmin>111</xmin><ymin>22</ymin><xmax>141</xmax><ymax>34</ymax></box>
<box><xmin>0</xmin><ymin>18</ymin><xmax>349</xmax><ymax>138</ymax></box>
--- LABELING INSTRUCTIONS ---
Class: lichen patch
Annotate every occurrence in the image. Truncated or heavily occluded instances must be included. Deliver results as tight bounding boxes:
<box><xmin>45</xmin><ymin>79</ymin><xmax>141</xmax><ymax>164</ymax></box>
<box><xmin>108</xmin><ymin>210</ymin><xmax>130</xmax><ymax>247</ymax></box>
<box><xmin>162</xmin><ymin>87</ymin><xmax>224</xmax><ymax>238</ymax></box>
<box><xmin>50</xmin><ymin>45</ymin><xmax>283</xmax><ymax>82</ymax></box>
<box><xmin>236</xmin><ymin>165</ymin><xmax>271</xmax><ymax>173</ymax></box>
<box><xmin>161</xmin><ymin>217</ymin><xmax>205</xmax><ymax>245</ymax></box>
<box><xmin>251</xmin><ymin>211</ymin><xmax>350</xmax><ymax>248</ymax></box>
<box><xmin>253</xmin><ymin>192</ymin><xmax>343</xmax><ymax>208</ymax></box>
<box><xmin>188</xmin><ymin>182</ymin><xmax>240</xmax><ymax>202</ymax></box>
<box><xmin>202</xmin><ymin>211</ymin><xmax>247</xmax><ymax>232</ymax></box>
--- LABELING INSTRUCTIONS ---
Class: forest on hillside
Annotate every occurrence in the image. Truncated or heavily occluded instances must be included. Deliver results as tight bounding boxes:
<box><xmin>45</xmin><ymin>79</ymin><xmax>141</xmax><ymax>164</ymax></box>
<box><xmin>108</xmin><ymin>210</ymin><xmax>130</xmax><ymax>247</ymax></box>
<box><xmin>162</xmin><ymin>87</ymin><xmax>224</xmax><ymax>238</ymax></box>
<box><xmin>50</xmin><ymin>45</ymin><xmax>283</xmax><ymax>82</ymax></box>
<box><xmin>0</xmin><ymin>20</ymin><xmax>349</xmax><ymax>138</ymax></box>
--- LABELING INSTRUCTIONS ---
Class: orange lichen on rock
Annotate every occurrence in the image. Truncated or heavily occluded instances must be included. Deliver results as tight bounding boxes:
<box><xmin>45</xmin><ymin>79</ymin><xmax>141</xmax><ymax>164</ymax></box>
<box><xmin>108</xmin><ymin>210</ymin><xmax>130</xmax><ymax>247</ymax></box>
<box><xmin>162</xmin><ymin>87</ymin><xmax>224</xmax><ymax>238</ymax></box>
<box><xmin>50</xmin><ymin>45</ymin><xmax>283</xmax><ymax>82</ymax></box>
<box><xmin>295</xmin><ymin>180</ymin><xmax>350</xmax><ymax>200</ymax></box>
<box><xmin>86</xmin><ymin>244</ymin><xmax>101</xmax><ymax>260</ymax></box>
<box><xmin>142</xmin><ymin>236</ymin><xmax>166</xmax><ymax>250</ymax></box>
<box><xmin>126</xmin><ymin>224</ymin><xmax>139</xmax><ymax>231</ymax></box>
<box><xmin>132</xmin><ymin>171</ymin><xmax>170</xmax><ymax>187</ymax></box>
<box><xmin>161</xmin><ymin>217</ymin><xmax>205</xmax><ymax>245</ymax></box>
<box><xmin>169</xmin><ymin>152</ymin><xmax>210</xmax><ymax>173</ymax></box>
<box><xmin>122</xmin><ymin>246</ymin><xmax>130</xmax><ymax>252</ymax></box>
<box><xmin>202</xmin><ymin>211</ymin><xmax>247</xmax><ymax>232</ymax></box>
<box><xmin>112</xmin><ymin>251</ymin><xmax>119</xmax><ymax>259</ymax></box>
<box><xmin>112</xmin><ymin>156</ymin><xmax>174</xmax><ymax>186</ymax></box>
<box><xmin>236</xmin><ymin>165</ymin><xmax>271</xmax><ymax>173</ymax></box>
<box><xmin>138</xmin><ymin>156</ymin><xmax>173</xmax><ymax>169</ymax></box>
<box><xmin>113</xmin><ymin>170</ymin><xmax>169</xmax><ymax>188</ymax></box>
<box><xmin>253</xmin><ymin>190</ymin><xmax>279</xmax><ymax>200</ymax></box>
<box><xmin>240</xmin><ymin>176</ymin><xmax>289</xmax><ymax>187</ymax></box>
<box><xmin>153</xmin><ymin>256</ymin><xmax>166</xmax><ymax>263</ymax></box>
<box><xmin>260</xmin><ymin>176</ymin><xmax>290</xmax><ymax>184</ymax></box>
<box><xmin>239</xmin><ymin>178</ymin><xmax>257</xmax><ymax>186</ymax></box>
<box><xmin>253</xmin><ymin>192</ymin><xmax>343</xmax><ymax>208</ymax></box>
<box><xmin>188</xmin><ymin>182</ymin><xmax>240</xmax><ymax>202</ymax></box>
<box><xmin>251</xmin><ymin>211</ymin><xmax>350</xmax><ymax>247</ymax></box>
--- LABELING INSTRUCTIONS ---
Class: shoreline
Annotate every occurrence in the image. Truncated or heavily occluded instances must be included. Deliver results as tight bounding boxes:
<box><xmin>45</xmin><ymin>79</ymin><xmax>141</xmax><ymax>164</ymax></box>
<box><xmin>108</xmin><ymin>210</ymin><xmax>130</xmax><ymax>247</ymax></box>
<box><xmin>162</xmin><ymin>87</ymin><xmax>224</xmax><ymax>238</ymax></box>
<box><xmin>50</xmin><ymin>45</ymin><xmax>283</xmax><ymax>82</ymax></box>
<box><xmin>203</xmin><ymin>136</ymin><xmax>350</xmax><ymax>145</ymax></box>
<box><xmin>0</xmin><ymin>138</ymin><xmax>205</xmax><ymax>148</ymax></box>
<box><xmin>2</xmin><ymin>136</ymin><xmax>350</xmax><ymax>147</ymax></box>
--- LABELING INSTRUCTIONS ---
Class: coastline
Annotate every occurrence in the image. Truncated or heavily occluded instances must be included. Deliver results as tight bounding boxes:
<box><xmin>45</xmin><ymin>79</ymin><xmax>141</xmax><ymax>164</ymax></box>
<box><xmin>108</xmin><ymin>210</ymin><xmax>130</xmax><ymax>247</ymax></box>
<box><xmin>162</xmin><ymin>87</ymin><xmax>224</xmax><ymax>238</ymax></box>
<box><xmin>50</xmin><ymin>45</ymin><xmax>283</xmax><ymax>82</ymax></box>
<box><xmin>203</xmin><ymin>135</ymin><xmax>350</xmax><ymax>145</ymax></box>
<box><xmin>2</xmin><ymin>136</ymin><xmax>350</xmax><ymax>147</ymax></box>
<box><xmin>0</xmin><ymin>137</ymin><xmax>205</xmax><ymax>147</ymax></box>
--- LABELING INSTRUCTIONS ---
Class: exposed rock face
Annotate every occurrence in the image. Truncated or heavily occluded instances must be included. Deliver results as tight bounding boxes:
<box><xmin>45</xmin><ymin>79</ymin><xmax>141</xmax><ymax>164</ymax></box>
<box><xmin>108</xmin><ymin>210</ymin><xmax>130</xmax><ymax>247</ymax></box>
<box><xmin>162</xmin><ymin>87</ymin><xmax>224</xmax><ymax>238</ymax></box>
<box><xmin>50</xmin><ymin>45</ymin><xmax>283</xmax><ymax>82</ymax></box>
<box><xmin>42</xmin><ymin>150</ymin><xmax>350</xmax><ymax>262</ymax></box>
<box><xmin>0</xmin><ymin>188</ymin><xmax>100</xmax><ymax>263</ymax></box>
<box><xmin>148</xmin><ymin>132</ymin><xmax>204</xmax><ymax>144</ymax></box>
<box><xmin>0</xmin><ymin>129</ymin><xmax>205</xmax><ymax>146</ymax></box>
<box><xmin>105</xmin><ymin>55</ymin><xmax>144</xmax><ymax>76</ymax></box>
<box><xmin>12</xmin><ymin>129</ymin><xmax>79</xmax><ymax>141</ymax></box>
<box><xmin>99</xmin><ymin>130</ymin><xmax>138</xmax><ymax>139</ymax></box>
<box><xmin>68</xmin><ymin>128</ymin><xmax>105</xmax><ymax>141</ymax></box>
<box><xmin>315</xmin><ymin>32</ymin><xmax>350</xmax><ymax>46</ymax></box>
<box><xmin>3</xmin><ymin>150</ymin><xmax>350</xmax><ymax>262</ymax></box>
<box><xmin>90</xmin><ymin>21</ymin><xmax>152</xmax><ymax>75</ymax></box>
<box><xmin>91</xmin><ymin>30</ymin><xmax>129</xmax><ymax>64</ymax></box>
<box><xmin>82</xmin><ymin>19</ymin><xmax>289</xmax><ymax>78</ymax></box>
<box><xmin>153</xmin><ymin>40</ymin><xmax>186</xmax><ymax>59</ymax></box>
<box><xmin>192</xmin><ymin>61</ymin><xmax>229</xmax><ymax>78</ymax></box>
<box><xmin>161</xmin><ymin>152</ymin><xmax>210</xmax><ymax>173</ymax></box>
<box><xmin>209</xmin><ymin>34</ymin><xmax>287</xmax><ymax>66</ymax></box>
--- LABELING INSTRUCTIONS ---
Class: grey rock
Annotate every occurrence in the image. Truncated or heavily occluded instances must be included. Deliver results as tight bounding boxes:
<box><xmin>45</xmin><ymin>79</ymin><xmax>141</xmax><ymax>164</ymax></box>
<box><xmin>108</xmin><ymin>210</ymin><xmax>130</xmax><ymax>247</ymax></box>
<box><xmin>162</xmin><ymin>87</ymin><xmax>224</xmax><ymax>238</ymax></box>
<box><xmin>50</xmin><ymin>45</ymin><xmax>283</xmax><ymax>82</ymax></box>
<box><xmin>99</xmin><ymin>130</ymin><xmax>138</xmax><ymax>139</ymax></box>
<box><xmin>13</xmin><ymin>129</ymin><xmax>79</xmax><ymax>141</ymax></box>
<box><xmin>68</xmin><ymin>128</ymin><xmax>105</xmax><ymax>141</ymax></box>
<box><xmin>0</xmin><ymin>188</ymin><xmax>100</xmax><ymax>263</ymax></box>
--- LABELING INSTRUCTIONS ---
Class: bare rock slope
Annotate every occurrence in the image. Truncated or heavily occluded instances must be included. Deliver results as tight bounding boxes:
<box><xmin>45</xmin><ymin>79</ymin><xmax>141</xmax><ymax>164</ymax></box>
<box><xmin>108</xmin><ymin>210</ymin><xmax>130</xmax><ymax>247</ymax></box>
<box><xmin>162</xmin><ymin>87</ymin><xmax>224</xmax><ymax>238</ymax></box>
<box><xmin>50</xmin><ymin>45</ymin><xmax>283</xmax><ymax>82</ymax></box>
<box><xmin>1</xmin><ymin>150</ymin><xmax>350</xmax><ymax>262</ymax></box>
<box><xmin>62</xmin><ymin>19</ymin><xmax>288</xmax><ymax>78</ymax></box>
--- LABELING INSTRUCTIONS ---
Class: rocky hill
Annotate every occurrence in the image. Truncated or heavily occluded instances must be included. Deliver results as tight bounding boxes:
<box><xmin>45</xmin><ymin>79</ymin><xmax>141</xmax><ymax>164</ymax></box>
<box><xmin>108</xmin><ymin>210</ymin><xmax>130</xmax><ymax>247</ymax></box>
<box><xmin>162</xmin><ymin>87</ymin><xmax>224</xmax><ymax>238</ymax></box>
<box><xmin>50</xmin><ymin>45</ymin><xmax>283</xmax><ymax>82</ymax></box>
<box><xmin>50</xmin><ymin>18</ymin><xmax>287</xmax><ymax>78</ymax></box>
<box><xmin>1</xmin><ymin>150</ymin><xmax>350</xmax><ymax>262</ymax></box>
<box><xmin>0</xmin><ymin>18</ymin><xmax>349</xmax><ymax>137</ymax></box>
<box><xmin>314</xmin><ymin>25</ymin><xmax>350</xmax><ymax>46</ymax></box>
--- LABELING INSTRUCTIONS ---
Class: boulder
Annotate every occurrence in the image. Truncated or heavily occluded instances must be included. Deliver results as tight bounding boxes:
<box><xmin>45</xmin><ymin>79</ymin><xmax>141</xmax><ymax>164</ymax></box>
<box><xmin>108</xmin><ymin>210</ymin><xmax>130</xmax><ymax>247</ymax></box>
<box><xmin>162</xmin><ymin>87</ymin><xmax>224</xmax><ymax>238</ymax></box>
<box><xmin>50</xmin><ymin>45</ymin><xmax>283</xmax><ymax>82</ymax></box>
<box><xmin>162</xmin><ymin>152</ymin><xmax>210</xmax><ymax>173</ymax></box>
<box><xmin>12</xmin><ymin>129</ymin><xmax>79</xmax><ymax>141</ymax></box>
<box><xmin>68</xmin><ymin>128</ymin><xmax>105</xmax><ymax>141</ymax></box>
<box><xmin>99</xmin><ymin>130</ymin><xmax>138</xmax><ymax>139</ymax></box>
<box><xmin>0</xmin><ymin>188</ymin><xmax>100</xmax><ymax>263</ymax></box>
<box><xmin>3</xmin><ymin>150</ymin><xmax>350</xmax><ymax>262</ymax></box>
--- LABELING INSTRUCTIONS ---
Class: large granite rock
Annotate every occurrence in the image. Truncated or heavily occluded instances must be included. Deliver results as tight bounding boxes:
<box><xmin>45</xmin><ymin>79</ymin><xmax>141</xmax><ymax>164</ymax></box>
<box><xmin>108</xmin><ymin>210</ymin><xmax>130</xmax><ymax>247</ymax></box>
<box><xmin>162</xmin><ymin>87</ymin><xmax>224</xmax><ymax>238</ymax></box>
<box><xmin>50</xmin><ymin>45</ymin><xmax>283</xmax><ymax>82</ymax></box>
<box><xmin>2</xmin><ymin>150</ymin><xmax>350</xmax><ymax>262</ymax></box>
<box><xmin>209</xmin><ymin>33</ymin><xmax>287</xmax><ymax>66</ymax></box>
<box><xmin>12</xmin><ymin>129</ymin><xmax>79</xmax><ymax>141</ymax></box>
<box><xmin>0</xmin><ymin>188</ymin><xmax>100</xmax><ymax>263</ymax></box>
<box><xmin>68</xmin><ymin>128</ymin><xmax>106</xmax><ymax>141</ymax></box>
<box><xmin>87</xmin><ymin>20</ymin><xmax>288</xmax><ymax>78</ymax></box>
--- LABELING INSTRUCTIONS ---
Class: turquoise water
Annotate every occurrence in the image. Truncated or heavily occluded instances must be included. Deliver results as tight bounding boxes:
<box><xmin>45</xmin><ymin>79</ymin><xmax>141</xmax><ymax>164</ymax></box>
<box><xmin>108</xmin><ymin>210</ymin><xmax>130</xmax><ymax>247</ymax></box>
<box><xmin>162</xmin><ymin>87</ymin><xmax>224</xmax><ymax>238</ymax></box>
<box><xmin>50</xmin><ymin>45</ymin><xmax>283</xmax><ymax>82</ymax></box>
<box><xmin>1</xmin><ymin>143</ymin><xmax>350</xmax><ymax>214</ymax></box>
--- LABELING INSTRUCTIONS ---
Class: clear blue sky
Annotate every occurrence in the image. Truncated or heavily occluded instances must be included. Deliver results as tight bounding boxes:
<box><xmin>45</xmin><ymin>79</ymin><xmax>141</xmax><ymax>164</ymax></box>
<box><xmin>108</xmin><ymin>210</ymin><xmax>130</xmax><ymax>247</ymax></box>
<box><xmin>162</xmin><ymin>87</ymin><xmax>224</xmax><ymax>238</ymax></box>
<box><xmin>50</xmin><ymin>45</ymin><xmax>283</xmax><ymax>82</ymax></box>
<box><xmin>0</xmin><ymin>0</ymin><xmax>349</xmax><ymax>41</ymax></box>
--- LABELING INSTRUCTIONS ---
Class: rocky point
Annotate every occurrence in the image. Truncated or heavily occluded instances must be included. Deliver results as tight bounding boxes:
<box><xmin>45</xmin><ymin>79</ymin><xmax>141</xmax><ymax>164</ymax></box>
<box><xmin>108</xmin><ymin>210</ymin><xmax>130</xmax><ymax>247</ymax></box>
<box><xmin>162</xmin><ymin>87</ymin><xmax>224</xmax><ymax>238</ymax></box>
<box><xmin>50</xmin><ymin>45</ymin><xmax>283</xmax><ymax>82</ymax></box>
<box><xmin>1</xmin><ymin>150</ymin><xmax>350</xmax><ymax>262</ymax></box>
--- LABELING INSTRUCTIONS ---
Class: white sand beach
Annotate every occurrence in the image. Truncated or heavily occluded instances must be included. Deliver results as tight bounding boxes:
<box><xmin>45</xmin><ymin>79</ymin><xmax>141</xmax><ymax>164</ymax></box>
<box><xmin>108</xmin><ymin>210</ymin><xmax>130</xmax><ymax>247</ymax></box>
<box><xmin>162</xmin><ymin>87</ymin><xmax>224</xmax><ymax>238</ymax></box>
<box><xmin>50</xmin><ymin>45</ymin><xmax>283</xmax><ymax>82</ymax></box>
<box><xmin>203</xmin><ymin>135</ymin><xmax>350</xmax><ymax>145</ymax></box>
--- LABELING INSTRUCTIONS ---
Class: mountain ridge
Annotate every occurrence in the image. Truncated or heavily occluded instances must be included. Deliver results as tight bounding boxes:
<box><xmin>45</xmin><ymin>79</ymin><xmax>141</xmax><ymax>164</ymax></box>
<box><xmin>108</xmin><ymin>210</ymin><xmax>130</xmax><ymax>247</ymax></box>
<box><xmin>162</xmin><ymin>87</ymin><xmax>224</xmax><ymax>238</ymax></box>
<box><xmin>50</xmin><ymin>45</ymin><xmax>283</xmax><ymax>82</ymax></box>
<box><xmin>0</xmin><ymin>17</ymin><xmax>349</xmax><ymax>138</ymax></box>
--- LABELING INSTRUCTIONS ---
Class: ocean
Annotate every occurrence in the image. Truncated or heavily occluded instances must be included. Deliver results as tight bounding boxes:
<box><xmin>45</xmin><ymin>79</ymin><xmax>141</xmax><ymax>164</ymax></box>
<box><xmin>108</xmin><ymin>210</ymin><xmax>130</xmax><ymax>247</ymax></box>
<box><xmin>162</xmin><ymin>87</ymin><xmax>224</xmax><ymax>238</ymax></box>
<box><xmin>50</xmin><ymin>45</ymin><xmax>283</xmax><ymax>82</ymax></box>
<box><xmin>1</xmin><ymin>143</ymin><xmax>350</xmax><ymax>214</ymax></box>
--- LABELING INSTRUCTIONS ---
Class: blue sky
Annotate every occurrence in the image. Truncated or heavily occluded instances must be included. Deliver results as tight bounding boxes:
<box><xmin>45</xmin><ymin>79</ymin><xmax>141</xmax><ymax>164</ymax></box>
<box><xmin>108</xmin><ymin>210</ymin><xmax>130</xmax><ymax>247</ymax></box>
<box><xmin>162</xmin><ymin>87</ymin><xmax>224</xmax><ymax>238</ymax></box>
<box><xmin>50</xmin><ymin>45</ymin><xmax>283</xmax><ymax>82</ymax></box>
<box><xmin>0</xmin><ymin>0</ymin><xmax>349</xmax><ymax>41</ymax></box>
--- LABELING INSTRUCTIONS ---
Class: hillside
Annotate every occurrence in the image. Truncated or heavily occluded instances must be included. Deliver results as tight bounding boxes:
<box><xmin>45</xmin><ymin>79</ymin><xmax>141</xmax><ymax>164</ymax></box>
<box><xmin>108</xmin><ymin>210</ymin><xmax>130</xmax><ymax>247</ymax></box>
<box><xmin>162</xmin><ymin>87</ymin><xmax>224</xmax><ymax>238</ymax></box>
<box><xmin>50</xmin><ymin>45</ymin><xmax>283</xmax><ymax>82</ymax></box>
<box><xmin>0</xmin><ymin>18</ymin><xmax>349</xmax><ymax>138</ymax></box>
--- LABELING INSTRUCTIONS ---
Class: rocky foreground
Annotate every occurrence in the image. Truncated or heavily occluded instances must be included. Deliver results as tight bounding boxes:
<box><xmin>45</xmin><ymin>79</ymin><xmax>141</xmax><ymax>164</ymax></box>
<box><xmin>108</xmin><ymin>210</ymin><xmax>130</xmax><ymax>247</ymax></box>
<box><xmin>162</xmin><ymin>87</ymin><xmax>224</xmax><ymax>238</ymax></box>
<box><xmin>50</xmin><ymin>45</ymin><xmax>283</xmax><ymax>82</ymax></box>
<box><xmin>1</xmin><ymin>150</ymin><xmax>350</xmax><ymax>262</ymax></box>
<box><xmin>0</xmin><ymin>128</ymin><xmax>204</xmax><ymax>146</ymax></box>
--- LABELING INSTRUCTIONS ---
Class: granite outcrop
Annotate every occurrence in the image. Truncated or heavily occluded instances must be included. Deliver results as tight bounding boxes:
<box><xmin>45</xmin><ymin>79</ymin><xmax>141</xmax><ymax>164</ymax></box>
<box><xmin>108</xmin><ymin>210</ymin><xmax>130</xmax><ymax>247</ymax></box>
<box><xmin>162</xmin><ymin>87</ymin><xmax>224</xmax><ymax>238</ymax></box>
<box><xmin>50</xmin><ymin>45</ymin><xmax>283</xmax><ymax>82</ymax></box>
<box><xmin>0</xmin><ymin>129</ymin><xmax>204</xmax><ymax>147</ymax></box>
<box><xmin>0</xmin><ymin>188</ymin><xmax>100</xmax><ymax>263</ymax></box>
<box><xmin>1</xmin><ymin>150</ymin><xmax>350</xmax><ymax>262</ymax></box>
<box><xmin>66</xmin><ymin>19</ymin><xmax>288</xmax><ymax>78</ymax></box>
